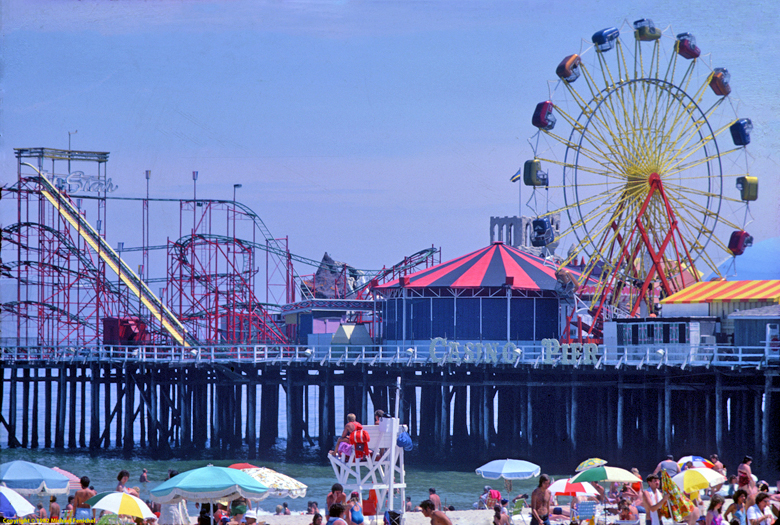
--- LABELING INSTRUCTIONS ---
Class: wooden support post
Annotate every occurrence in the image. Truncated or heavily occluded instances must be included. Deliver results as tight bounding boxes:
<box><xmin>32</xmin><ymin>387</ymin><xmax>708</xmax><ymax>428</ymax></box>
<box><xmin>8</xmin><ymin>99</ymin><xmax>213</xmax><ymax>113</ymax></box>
<box><xmin>715</xmin><ymin>372</ymin><xmax>723</xmax><ymax>453</ymax></box>
<box><xmin>319</xmin><ymin>371</ymin><xmax>330</xmax><ymax>450</ymax></box>
<box><xmin>123</xmin><ymin>366</ymin><xmax>134</xmax><ymax>451</ymax></box>
<box><xmin>31</xmin><ymin>368</ymin><xmax>39</xmax><ymax>448</ymax></box>
<box><xmin>762</xmin><ymin>373</ymin><xmax>772</xmax><ymax>462</ymax></box>
<box><xmin>79</xmin><ymin>367</ymin><xmax>86</xmax><ymax>447</ymax></box>
<box><xmin>246</xmin><ymin>371</ymin><xmax>256</xmax><ymax>458</ymax></box>
<box><xmin>55</xmin><ymin>365</ymin><xmax>66</xmax><ymax>448</ymax></box>
<box><xmin>22</xmin><ymin>368</ymin><xmax>29</xmax><ymax>448</ymax></box>
<box><xmin>90</xmin><ymin>364</ymin><xmax>100</xmax><ymax>449</ymax></box>
<box><xmin>68</xmin><ymin>366</ymin><xmax>77</xmax><ymax>447</ymax></box>
<box><xmin>664</xmin><ymin>375</ymin><xmax>671</xmax><ymax>453</ymax></box>
<box><xmin>617</xmin><ymin>375</ymin><xmax>624</xmax><ymax>453</ymax></box>
<box><xmin>526</xmin><ymin>383</ymin><xmax>533</xmax><ymax>449</ymax></box>
<box><xmin>116</xmin><ymin>367</ymin><xmax>123</xmax><ymax>448</ymax></box>
<box><xmin>139</xmin><ymin>373</ymin><xmax>146</xmax><ymax>448</ymax></box>
<box><xmin>103</xmin><ymin>364</ymin><xmax>111</xmax><ymax>448</ymax></box>
<box><xmin>571</xmin><ymin>378</ymin><xmax>578</xmax><ymax>454</ymax></box>
<box><xmin>45</xmin><ymin>367</ymin><xmax>52</xmax><ymax>448</ymax></box>
<box><xmin>149</xmin><ymin>371</ymin><xmax>158</xmax><ymax>451</ymax></box>
<box><xmin>182</xmin><ymin>369</ymin><xmax>191</xmax><ymax>450</ymax></box>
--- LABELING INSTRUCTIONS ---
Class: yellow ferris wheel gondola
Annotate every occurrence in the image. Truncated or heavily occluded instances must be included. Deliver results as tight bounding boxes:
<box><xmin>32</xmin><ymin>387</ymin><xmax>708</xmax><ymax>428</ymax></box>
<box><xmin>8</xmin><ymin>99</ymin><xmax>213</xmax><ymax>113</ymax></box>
<box><xmin>521</xmin><ymin>19</ymin><xmax>756</xmax><ymax>334</ymax></box>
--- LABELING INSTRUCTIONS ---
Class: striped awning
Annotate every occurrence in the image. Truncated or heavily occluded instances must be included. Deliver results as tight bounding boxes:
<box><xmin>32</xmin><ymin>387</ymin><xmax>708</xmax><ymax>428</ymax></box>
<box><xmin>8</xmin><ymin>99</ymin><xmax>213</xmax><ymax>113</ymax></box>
<box><xmin>660</xmin><ymin>280</ymin><xmax>780</xmax><ymax>304</ymax></box>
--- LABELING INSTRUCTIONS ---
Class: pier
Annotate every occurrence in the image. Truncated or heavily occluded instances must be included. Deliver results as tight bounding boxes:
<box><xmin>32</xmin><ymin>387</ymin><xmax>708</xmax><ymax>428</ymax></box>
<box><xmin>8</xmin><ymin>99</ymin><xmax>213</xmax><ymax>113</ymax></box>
<box><xmin>1</xmin><ymin>343</ymin><xmax>778</xmax><ymax>474</ymax></box>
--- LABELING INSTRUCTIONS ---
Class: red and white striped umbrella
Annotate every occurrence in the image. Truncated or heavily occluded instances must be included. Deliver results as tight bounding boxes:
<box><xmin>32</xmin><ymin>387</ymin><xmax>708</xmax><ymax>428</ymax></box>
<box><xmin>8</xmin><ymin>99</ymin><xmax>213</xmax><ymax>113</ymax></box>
<box><xmin>549</xmin><ymin>478</ymin><xmax>598</xmax><ymax>496</ymax></box>
<box><xmin>51</xmin><ymin>467</ymin><xmax>81</xmax><ymax>492</ymax></box>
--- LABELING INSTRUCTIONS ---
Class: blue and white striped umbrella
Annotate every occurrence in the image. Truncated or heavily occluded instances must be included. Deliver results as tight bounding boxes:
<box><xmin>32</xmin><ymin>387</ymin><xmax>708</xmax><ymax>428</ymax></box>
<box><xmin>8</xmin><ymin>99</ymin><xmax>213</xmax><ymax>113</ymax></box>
<box><xmin>475</xmin><ymin>459</ymin><xmax>541</xmax><ymax>480</ymax></box>
<box><xmin>0</xmin><ymin>486</ymin><xmax>35</xmax><ymax>518</ymax></box>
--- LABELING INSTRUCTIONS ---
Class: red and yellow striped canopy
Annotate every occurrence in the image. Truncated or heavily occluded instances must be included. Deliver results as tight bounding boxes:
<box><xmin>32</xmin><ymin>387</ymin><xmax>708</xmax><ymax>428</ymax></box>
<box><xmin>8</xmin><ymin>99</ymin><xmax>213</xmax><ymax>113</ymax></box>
<box><xmin>660</xmin><ymin>280</ymin><xmax>780</xmax><ymax>304</ymax></box>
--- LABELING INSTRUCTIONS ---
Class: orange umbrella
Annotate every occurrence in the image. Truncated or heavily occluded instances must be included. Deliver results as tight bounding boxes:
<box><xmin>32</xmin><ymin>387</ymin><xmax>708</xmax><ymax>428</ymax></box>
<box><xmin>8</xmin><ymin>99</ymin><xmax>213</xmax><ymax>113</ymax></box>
<box><xmin>52</xmin><ymin>467</ymin><xmax>81</xmax><ymax>492</ymax></box>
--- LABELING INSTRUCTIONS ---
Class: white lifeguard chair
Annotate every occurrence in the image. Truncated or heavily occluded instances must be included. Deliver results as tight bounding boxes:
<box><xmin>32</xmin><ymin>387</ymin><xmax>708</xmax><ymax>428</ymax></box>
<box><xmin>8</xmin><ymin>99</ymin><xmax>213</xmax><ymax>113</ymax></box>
<box><xmin>328</xmin><ymin>416</ymin><xmax>407</xmax><ymax>523</ymax></box>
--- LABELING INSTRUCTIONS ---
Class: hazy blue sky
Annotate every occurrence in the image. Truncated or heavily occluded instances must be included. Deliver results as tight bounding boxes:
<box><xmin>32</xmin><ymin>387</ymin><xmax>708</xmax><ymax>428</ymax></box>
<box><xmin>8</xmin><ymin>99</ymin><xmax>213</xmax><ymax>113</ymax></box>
<box><xmin>2</xmin><ymin>0</ymin><xmax>778</xmax><ymax>274</ymax></box>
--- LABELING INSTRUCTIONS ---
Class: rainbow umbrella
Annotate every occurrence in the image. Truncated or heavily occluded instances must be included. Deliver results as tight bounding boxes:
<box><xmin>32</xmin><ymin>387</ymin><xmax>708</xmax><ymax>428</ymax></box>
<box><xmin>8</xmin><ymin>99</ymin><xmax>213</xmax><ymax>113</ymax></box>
<box><xmin>659</xmin><ymin>470</ymin><xmax>695</xmax><ymax>523</ymax></box>
<box><xmin>676</xmin><ymin>456</ymin><xmax>713</xmax><ymax>469</ymax></box>
<box><xmin>548</xmin><ymin>478</ymin><xmax>598</xmax><ymax>496</ymax></box>
<box><xmin>575</xmin><ymin>458</ymin><xmax>608</xmax><ymax>472</ymax></box>
<box><xmin>90</xmin><ymin>492</ymin><xmax>155</xmax><ymax>520</ymax></box>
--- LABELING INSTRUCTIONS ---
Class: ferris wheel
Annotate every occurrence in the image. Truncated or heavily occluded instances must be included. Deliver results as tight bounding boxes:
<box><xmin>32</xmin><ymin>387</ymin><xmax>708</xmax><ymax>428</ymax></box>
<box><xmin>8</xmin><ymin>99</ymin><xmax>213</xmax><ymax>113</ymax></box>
<box><xmin>521</xmin><ymin>18</ymin><xmax>757</xmax><ymax>321</ymax></box>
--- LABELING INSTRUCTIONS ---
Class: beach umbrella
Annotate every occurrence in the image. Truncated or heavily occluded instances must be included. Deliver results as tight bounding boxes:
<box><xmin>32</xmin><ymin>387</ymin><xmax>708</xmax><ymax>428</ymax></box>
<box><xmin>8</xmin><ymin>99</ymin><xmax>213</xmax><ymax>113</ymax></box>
<box><xmin>575</xmin><ymin>458</ymin><xmax>608</xmax><ymax>472</ymax></box>
<box><xmin>659</xmin><ymin>470</ymin><xmax>695</xmax><ymax>523</ymax></box>
<box><xmin>90</xmin><ymin>492</ymin><xmax>155</xmax><ymax>519</ymax></box>
<box><xmin>676</xmin><ymin>456</ymin><xmax>713</xmax><ymax>469</ymax></box>
<box><xmin>570</xmin><ymin>466</ymin><xmax>641</xmax><ymax>484</ymax></box>
<box><xmin>0</xmin><ymin>460</ymin><xmax>70</xmax><ymax>496</ymax></box>
<box><xmin>548</xmin><ymin>478</ymin><xmax>598</xmax><ymax>496</ymax></box>
<box><xmin>671</xmin><ymin>468</ymin><xmax>726</xmax><ymax>493</ymax></box>
<box><xmin>0</xmin><ymin>486</ymin><xmax>36</xmax><ymax>518</ymax></box>
<box><xmin>475</xmin><ymin>459</ymin><xmax>541</xmax><ymax>480</ymax></box>
<box><xmin>85</xmin><ymin>491</ymin><xmax>117</xmax><ymax>507</ymax></box>
<box><xmin>150</xmin><ymin>465</ymin><xmax>268</xmax><ymax>504</ymax></box>
<box><xmin>51</xmin><ymin>467</ymin><xmax>82</xmax><ymax>492</ymax></box>
<box><xmin>228</xmin><ymin>463</ymin><xmax>258</xmax><ymax>470</ymax></box>
<box><xmin>239</xmin><ymin>467</ymin><xmax>307</xmax><ymax>499</ymax></box>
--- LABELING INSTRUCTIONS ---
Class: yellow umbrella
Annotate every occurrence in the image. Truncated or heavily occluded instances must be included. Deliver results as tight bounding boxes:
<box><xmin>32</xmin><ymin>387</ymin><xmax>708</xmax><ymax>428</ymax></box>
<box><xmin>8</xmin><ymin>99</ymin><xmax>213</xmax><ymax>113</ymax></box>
<box><xmin>91</xmin><ymin>492</ymin><xmax>156</xmax><ymax>519</ymax></box>
<box><xmin>575</xmin><ymin>458</ymin><xmax>607</xmax><ymax>472</ymax></box>
<box><xmin>671</xmin><ymin>468</ymin><xmax>726</xmax><ymax>493</ymax></box>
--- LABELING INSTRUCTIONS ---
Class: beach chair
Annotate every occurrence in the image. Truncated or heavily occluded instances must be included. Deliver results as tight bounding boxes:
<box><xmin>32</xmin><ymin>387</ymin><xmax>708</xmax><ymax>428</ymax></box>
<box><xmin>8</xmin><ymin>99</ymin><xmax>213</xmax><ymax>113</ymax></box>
<box><xmin>511</xmin><ymin>499</ymin><xmax>528</xmax><ymax>524</ymax></box>
<box><xmin>576</xmin><ymin>501</ymin><xmax>598</xmax><ymax>524</ymax></box>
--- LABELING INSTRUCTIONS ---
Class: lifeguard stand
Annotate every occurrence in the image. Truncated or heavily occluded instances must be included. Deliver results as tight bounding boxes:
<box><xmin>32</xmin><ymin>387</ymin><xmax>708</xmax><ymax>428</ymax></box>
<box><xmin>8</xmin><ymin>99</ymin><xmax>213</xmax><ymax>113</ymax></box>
<box><xmin>328</xmin><ymin>416</ymin><xmax>406</xmax><ymax>523</ymax></box>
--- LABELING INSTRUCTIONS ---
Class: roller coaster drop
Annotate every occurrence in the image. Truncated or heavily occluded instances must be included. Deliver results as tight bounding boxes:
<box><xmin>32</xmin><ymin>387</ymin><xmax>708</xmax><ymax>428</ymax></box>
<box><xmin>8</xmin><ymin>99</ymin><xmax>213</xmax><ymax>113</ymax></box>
<box><xmin>2</xmin><ymin>148</ymin><xmax>439</xmax><ymax>347</ymax></box>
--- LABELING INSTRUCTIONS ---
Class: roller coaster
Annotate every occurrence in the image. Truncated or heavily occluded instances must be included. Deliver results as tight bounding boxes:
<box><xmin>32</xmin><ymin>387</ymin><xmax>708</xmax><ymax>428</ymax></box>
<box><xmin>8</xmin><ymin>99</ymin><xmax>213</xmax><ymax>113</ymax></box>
<box><xmin>1</xmin><ymin>148</ymin><xmax>439</xmax><ymax>346</ymax></box>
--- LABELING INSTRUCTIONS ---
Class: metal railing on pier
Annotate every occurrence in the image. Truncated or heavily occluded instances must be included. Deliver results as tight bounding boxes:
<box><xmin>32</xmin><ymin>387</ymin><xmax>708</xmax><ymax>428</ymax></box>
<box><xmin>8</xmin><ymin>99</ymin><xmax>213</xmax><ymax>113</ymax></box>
<box><xmin>1</xmin><ymin>342</ymin><xmax>776</xmax><ymax>370</ymax></box>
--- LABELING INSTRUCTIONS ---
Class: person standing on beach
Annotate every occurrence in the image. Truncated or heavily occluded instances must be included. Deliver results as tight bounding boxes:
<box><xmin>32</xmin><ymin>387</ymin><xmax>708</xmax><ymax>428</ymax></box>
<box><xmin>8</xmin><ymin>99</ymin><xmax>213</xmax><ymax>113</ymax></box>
<box><xmin>642</xmin><ymin>474</ymin><xmax>669</xmax><ymax>525</ymax></box>
<box><xmin>653</xmin><ymin>456</ymin><xmax>680</xmax><ymax>477</ymax></box>
<box><xmin>738</xmin><ymin>456</ymin><xmax>757</xmax><ymax>507</ymax></box>
<box><xmin>420</xmin><ymin>499</ymin><xmax>451</xmax><ymax>525</ymax></box>
<box><xmin>49</xmin><ymin>496</ymin><xmax>61</xmax><ymax>522</ymax></box>
<box><xmin>73</xmin><ymin>476</ymin><xmax>96</xmax><ymax>521</ymax></box>
<box><xmin>327</xmin><ymin>484</ymin><xmax>347</xmax><ymax>509</ymax></box>
<box><xmin>429</xmin><ymin>488</ymin><xmax>442</xmax><ymax>511</ymax></box>
<box><xmin>530</xmin><ymin>474</ymin><xmax>552</xmax><ymax>525</ymax></box>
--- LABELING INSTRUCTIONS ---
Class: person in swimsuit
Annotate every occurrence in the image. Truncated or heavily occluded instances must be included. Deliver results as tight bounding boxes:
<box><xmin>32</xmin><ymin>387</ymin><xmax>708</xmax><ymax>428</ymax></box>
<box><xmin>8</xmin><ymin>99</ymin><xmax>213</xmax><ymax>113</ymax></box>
<box><xmin>725</xmin><ymin>489</ymin><xmax>748</xmax><ymax>525</ymax></box>
<box><xmin>706</xmin><ymin>495</ymin><xmax>725</xmax><ymax>525</ymax></box>
<box><xmin>73</xmin><ymin>476</ymin><xmax>96</xmax><ymax>521</ymax></box>
<box><xmin>346</xmin><ymin>492</ymin><xmax>364</xmax><ymax>525</ymax></box>
<box><xmin>420</xmin><ymin>499</ymin><xmax>451</xmax><ymax>525</ymax></box>
<box><xmin>738</xmin><ymin>457</ymin><xmax>757</xmax><ymax>507</ymax></box>
<box><xmin>530</xmin><ymin>474</ymin><xmax>552</xmax><ymax>525</ymax></box>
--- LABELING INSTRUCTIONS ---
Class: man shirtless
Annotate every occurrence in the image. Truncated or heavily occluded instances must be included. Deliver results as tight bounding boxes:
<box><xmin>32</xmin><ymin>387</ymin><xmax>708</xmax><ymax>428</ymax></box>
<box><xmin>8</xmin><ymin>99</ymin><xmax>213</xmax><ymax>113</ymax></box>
<box><xmin>531</xmin><ymin>474</ymin><xmax>552</xmax><ymax>525</ymax></box>
<box><xmin>73</xmin><ymin>476</ymin><xmax>96</xmax><ymax>521</ymax></box>
<box><xmin>428</xmin><ymin>489</ymin><xmax>442</xmax><ymax>511</ymax></box>
<box><xmin>420</xmin><ymin>499</ymin><xmax>451</xmax><ymax>525</ymax></box>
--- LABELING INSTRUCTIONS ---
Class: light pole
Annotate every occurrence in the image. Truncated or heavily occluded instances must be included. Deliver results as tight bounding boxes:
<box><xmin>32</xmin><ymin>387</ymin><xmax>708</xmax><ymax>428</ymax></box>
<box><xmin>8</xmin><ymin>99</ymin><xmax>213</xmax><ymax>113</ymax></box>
<box><xmin>68</xmin><ymin>130</ymin><xmax>78</xmax><ymax>174</ymax></box>
<box><xmin>233</xmin><ymin>183</ymin><xmax>242</xmax><ymax>203</ymax></box>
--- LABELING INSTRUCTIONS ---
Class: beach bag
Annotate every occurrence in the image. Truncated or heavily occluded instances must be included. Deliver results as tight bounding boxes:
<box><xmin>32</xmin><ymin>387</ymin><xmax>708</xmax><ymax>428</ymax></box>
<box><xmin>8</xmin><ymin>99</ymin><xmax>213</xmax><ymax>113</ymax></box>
<box><xmin>396</xmin><ymin>429</ymin><xmax>413</xmax><ymax>452</ymax></box>
<box><xmin>350</xmin><ymin>428</ymin><xmax>371</xmax><ymax>459</ymax></box>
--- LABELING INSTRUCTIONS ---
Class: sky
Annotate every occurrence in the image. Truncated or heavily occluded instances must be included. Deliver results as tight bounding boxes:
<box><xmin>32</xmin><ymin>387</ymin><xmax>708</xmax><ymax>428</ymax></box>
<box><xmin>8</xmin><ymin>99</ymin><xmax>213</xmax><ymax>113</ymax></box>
<box><xmin>2</xmin><ymin>0</ymin><xmax>778</xmax><ymax>276</ymax></box>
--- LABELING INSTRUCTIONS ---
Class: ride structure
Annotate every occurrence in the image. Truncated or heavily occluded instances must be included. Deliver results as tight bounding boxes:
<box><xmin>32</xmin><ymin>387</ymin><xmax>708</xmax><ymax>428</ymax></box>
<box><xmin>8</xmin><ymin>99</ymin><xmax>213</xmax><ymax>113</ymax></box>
<box><xmin>519</xmin><ymin>19</ymin><xmax>758</xmax><ymax>341</ymax></box>
<box><xmin>2</xmin><ymin>148</ymin><xmax>438</xmax><ymax>347</ymax></box>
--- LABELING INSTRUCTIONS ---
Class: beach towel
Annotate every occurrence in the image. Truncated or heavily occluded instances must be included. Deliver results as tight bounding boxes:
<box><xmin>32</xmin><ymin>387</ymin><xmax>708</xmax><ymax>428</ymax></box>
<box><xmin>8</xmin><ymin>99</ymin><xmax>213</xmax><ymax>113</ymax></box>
<box><xmin>660</xmin><ymin>470</ymin><xmax>695</xmax><ymax>522</ymax></box>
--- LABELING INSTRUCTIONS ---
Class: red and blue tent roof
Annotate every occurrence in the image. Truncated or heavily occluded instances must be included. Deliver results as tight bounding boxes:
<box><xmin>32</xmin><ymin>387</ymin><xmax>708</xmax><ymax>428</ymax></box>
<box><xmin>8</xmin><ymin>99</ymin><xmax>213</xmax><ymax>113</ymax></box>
<box><xmin>376</xmin><ymin>242</ymin><xmax>582</xmax><ymax>291</ymax></box>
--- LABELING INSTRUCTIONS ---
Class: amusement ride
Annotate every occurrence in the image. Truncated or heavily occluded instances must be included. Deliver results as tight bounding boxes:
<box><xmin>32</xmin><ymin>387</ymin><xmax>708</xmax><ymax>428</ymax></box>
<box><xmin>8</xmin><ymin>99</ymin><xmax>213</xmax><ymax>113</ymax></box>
<box><xmin>517</xmin><ymin>19</ymin><xmax>758</xmax><ymax>340</ymax></box>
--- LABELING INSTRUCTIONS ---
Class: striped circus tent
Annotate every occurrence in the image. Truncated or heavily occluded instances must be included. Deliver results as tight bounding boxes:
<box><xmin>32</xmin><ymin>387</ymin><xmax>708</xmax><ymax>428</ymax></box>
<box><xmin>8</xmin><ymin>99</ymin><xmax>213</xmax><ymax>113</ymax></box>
<box><xmin>375</xmin><ymin>242</ymin><xmax>592</xmax><ymax>344</ymax></box>
<box><xmin>376</xmin><ymin>242</ymin><xmax>586</xmax><ymax>291</ymax></box>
